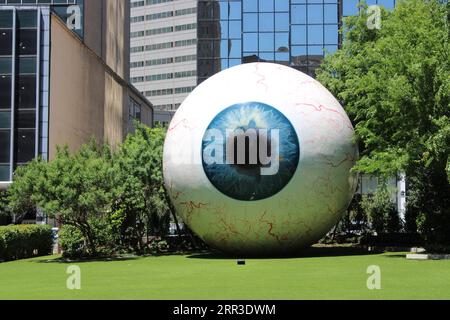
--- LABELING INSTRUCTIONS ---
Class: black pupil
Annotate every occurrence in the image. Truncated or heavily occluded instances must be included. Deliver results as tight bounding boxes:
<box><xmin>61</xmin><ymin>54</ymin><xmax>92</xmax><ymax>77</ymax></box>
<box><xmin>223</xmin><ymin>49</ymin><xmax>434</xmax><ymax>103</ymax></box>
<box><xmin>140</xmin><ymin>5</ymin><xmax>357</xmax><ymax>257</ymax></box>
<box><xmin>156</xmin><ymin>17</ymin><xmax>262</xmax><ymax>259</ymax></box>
<box><xmin>229</xmin><ymin>129</ymin><xmax>272</xmax><ymax>175</ymax></box>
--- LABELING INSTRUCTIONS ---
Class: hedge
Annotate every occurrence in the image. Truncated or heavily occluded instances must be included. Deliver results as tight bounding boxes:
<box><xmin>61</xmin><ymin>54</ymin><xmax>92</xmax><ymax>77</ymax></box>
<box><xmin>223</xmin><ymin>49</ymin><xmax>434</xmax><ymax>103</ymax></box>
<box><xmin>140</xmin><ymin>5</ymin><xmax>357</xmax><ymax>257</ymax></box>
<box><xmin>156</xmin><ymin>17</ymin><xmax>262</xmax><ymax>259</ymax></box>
<box><xmin>0</xmin><ymin>225</ymin><xmax>53</xmax><ymax>261</ymax></box>
<box><xmin>359</xmin><ymin>233</ymin><xmax>425</xmax><ymax>248</ymax></box>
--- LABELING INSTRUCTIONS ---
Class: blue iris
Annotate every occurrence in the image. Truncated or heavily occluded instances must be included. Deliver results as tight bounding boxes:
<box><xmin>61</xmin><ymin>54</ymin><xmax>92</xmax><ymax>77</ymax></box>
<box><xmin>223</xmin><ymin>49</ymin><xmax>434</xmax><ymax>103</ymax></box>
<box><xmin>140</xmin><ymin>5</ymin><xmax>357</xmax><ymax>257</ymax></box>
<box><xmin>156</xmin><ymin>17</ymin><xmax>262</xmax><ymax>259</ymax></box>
<box><xmin>202</xmin><ymin>102</ymin><xmax>300</xmax><ymax>201</ymax></box>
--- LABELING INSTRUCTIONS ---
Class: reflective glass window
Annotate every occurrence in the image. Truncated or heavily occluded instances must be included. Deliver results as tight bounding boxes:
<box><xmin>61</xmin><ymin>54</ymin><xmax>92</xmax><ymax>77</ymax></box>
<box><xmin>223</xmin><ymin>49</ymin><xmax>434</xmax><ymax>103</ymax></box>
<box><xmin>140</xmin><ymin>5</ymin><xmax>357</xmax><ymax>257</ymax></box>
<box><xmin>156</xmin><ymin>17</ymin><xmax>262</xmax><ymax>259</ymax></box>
<box><xmin>343</xmin><ymin>0</ymin><xmax>360</xmax><ymax>16</ymax></box>
<box><xmin>259</xmin><ymin>32</ymin><xmax>274</xmax><ymax>51</ymax></box>
<box><xmin>0</xmin><ymin>75</ymin><xmax>11</xmax><ymax>109</ymax></box>
<box><xmin>308</xmin><ymin>5</ymin><xmax>323</xmax><ymax>24</ymax></box>
<box><xmin>16</xmin><ymin>75</ymin><xmax>37</xmax><ymax>109</ymax></box>
<box><xmin>259</xmin><ymin>13</ymin><xmax>274</xmax><ymax>32</ymax></box>
<box><xmin>0</xmin><ymin>57</ymin><xmax>12</xmax><ymax>74</ymax></box>
<box><xmin>229</xmin><ymin>20</ymin><xmax>241</xmax><ymax>38</ymax></box>
<box><xmin>0</xmin><ymin>164</ymin><xmax>9</xmax><ymax>181</ymax></box>
<box><xmin>275</xmin><ymin>13</ymin><xmax>289</xmax><ymax>32</ymax></box>
<box><xmin>229</xmin><ymin>2</ymin><xmax>241</xmax><ymax>19</ymax></box>
<box><xmin>308</xmin><ymin>25</ymin><xmax>323</xmax><ymax>45</ymax></box>
<box><xmin>15</xmin><ymin>129</ymin><xmax>35</xmax><ymax>164</ymax></box>
<box><xmin>378</xmin><ymin>0</ymin><xmax>395</xmax><ymax>9</ymax></box>
<box><xmin>17</xmin><ymin>10</ymin><xmax>37</xmax><ymax>28</ymax></box>
<box><xmin>324</xmin><ymin>25</ymin><xmax>338</xmax><ymax>44</ymax></box>
<box><xmin>324</xmin><ymin>4</ymin><xmax>338</xmax><ymax>23</ymax></box>
<box><xmin>275</xmin><ymin>33</ymin><xmax>289</xmax><ymax>51</ymax></box>
<box><xmin>292</xmin><ymin>25</ymin><xmax>307</xmax><ymax>45</ymax></box>
<box><xmin>0</xmin><ymin>111</ymin><xmax>10</xmax><ymax>129</ymax></box>
<box><xmin>0</xmin><ymin>11</ymin><xmax>13</xmax><ymax>29</ymax></box>
<box><xmin>259</xmin><ymin>0</ymin><xmax>274</xmax><ymax>12</ymax></box>
<box><xmin>0</xmin><ymin>130</ymin><xmax>10</xmax><ymax>163</ymax></box>
<box><xmin>18</xmin><ymin>29</ymin><xmax>37</xmax><ymax>55</ymax></box>
<box><xmin>275</xmin><ymin>0</ymin><xmax>289</xmax><ymax>12</ymax></box>
<box><xmin>16</xmin><ymin>110</ymin><xmax>36</xmax><ymax>129</ymax></box>
<box><xmin>18</xmin><ymin>57</ymin><xmax>37</xmax><ymax>74</ymax></box>
<box><xmin>243</xmin><ymin>13</ymin><xmax>257</xmax><ymax>32</ymax></box>
<box><xmin>243</xmin><ymin>33</ymin><xmax>257</xmax><ymax>51</ymax></box>
<box><xmin>0</xmin><ymin>29</ymin><xmax>12</xmax><ymax>55</ymax></box>
<box><xmin>291</xmin><ymin>5</ymin><xmax>306</xmax><ymax>24</ymax></box>
<box><xmin>243</xmin><ymin>0</ymin><xmax>257</xmax><ymax>12</ymax></box>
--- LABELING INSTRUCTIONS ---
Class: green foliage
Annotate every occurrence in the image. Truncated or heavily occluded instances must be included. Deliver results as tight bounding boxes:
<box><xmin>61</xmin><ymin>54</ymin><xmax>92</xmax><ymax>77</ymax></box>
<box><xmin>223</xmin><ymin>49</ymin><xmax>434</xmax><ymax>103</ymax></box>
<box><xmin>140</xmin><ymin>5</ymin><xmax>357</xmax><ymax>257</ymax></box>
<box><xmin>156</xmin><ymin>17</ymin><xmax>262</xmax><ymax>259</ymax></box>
<box><xmin>0</xmin><ymin>224</ymin><xmax>53</xmax><ymax>261</ymax></box>
<box><xmin>361</xmin><ymin>185</ymin><xmax>402</xmax><ymax>234</ymax></box>
<box><xmin>112</xmin><ymin>122</ymin><xmax>170</xmax><ymax>254</ymax></box>
<box><xmin>58</xmin><ymin>220</ymin><xmax>116</xmax><ymax>259</ymax></box>
<box><xmin>58</xmin><ymin>225</ymin><xmax>84</xmax><ymax>259</ymax></box>
<box><xmin>412</xmin><ymin>165</ymin><xmax>450</xmax><ymax>248</ymax></box>
<box><xmin>7</xmin><ymin>160</ymin><xmax>47</xmax><ymax>224</ymax></box>
<box><xmin>317</xmin><ymin>0</ymin><xmax>450</xmax><ymax>246</ymax></box>
<box><xmin>34</xmin><ymin>142</ymin><xmax>115</xmax><ymax>257</ymax></box>
<box><xmin>339</xmin><ymin>194</ymin><xmax>368</xmax><ymax>235</ymax></box>
<box><xmin>0</xmin><ymin>191</ymin><xmax>11</xmax><ymax>225</ymax></box>
<box><xmin>317</xmin><ymin>0</ymin><xmax>449</xmax><ymax>177</ymax></box>
<box><xmin>7</xmin><ymin>124</ymin><xmax>175</xmax><ymax>258</ymax></box>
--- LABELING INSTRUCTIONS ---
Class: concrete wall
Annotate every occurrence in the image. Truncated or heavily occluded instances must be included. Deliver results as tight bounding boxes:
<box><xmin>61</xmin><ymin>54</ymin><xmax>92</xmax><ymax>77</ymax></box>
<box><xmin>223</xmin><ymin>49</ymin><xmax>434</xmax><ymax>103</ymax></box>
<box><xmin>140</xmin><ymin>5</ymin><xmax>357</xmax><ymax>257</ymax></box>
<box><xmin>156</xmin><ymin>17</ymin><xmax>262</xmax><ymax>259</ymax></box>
<box><xmin>84</xmin><ymin>0</ymin><xmax>130</xmax><ymax>80</ymax></box>
<box><xmin>49</xmin><ymin>14</ymin><xmax>152</xmax><ymax>159</ymax></box>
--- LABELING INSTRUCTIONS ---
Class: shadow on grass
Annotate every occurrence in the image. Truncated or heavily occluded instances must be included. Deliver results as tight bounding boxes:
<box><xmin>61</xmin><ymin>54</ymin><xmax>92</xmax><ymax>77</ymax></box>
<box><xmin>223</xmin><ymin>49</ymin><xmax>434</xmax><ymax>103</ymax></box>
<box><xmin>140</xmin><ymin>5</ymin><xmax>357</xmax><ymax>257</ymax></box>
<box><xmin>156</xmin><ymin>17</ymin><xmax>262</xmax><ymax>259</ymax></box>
<box><xmin>187</xmin><ymin>246</ymin><xmax>382</xmax><ymax>260</ymax></box>
<box><xmin>383</xmin><ymin>254</ymin><xmax>408</xmax><ymax>259</ymax></box>
<box><xmin>32</xmin><ymin>255</ymin><xmax>141</xmax><ymax>264</ymax></box>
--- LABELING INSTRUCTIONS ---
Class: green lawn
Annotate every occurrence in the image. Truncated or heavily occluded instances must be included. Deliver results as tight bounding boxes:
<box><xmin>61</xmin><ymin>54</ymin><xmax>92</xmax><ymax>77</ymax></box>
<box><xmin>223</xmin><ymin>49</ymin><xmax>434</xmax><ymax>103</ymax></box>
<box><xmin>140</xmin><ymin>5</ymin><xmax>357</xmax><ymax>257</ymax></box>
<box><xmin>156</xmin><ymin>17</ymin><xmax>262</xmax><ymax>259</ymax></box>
<box><xmin>1</xmin><ymin>250</ymin><xmax>449</xmax><ymax>300</ymax></box>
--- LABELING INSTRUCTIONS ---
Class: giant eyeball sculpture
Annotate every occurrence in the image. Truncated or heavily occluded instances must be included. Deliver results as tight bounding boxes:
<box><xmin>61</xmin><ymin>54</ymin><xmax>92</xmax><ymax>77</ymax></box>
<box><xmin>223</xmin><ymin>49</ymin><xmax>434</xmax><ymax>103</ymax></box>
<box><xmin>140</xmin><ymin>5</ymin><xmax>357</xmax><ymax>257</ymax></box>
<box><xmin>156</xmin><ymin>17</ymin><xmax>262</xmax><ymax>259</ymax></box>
<box><xmin>163</xmin><ymin>63</ymin><xmax>358</xmax><ymax>256</ymax></box>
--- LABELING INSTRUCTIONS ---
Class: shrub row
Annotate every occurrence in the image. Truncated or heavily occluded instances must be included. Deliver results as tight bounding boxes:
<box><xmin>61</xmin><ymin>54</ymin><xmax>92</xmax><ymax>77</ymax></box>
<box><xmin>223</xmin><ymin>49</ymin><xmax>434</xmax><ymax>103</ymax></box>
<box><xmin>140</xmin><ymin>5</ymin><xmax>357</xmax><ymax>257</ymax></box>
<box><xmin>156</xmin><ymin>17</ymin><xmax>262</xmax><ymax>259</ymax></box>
<box><xmin>359</xmin><ymin>233</ymin><xmax>424</xmax><ymax>248</ymax></box>
<box><xmin>0</xmin><ymin>225</ymin><xmax>53</xmax><ymax>261</ymax></box>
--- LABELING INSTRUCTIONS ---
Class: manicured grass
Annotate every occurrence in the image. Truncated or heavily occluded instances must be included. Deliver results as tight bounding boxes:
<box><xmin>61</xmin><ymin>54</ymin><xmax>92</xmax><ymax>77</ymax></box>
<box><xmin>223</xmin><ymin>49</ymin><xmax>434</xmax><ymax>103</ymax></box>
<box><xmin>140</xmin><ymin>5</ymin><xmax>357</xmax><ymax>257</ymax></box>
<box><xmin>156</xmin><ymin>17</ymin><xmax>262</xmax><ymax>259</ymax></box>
<box><xmin>1</xmin><ymin>250</ymin><xmax>449</xmax><ymax>300</ymax></box>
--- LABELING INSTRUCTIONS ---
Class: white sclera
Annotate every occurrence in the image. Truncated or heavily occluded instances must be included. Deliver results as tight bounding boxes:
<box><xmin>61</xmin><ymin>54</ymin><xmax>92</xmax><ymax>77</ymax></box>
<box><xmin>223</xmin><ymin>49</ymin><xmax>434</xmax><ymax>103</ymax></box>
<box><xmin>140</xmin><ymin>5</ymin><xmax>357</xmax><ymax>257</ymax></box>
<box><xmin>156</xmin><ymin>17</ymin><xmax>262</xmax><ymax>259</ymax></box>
<box><xmin>163</xmin><ymin>62</ymin><xmax>358</xmax><ymax>255</ymax></box>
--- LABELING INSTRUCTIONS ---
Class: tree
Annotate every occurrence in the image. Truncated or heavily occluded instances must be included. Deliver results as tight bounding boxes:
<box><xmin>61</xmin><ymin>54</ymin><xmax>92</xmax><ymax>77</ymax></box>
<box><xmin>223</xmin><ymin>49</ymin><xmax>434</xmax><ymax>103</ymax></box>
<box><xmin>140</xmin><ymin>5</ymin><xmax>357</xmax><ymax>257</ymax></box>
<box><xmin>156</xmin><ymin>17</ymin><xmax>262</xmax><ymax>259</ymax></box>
<box><xmin>361</xmin><ymin>184</ymin><xmax>401</xmax><ymax>234</ymax></box>
<box><xmin>34</xmin><ymin>142</ymin><xmax>116</xmax><ymax>256</ymax></box>
<box><xmin>317</xmin><ymin>0</ymin><xmax>450</xmax><ymax>246</ymax></box>
<box><xmin>7</xmin><ymin>159</ymin><xmax>47</xmax><ymax>224</ymax></box>
<box><xmin>112</xmin><ymin>123</ymin><xmax>171</xmax><ymax>254</ymax></box>
<box><xmin>0</xmin><ymin>190</ymin><xmax>11</xmax><ymax>225</ymax></box>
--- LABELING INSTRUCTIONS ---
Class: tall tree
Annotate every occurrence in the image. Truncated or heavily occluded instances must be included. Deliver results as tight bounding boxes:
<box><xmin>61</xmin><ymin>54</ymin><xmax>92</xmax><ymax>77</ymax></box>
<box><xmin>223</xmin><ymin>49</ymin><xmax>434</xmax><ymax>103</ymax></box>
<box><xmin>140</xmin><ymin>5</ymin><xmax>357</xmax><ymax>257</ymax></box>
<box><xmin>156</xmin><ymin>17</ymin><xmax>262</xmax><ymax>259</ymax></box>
<box><xmin>112</xmin><ymin>123</ymin><xmax>171</xmax><ymax>253</ymax></box>
<box><xmin>317</xmin><ymin>0</ymin><xmax>450</xmax><ymax>246</ymax></box>
<box><xmin>34</xmin><ymin>142</ymin><xmax>115</xmax><ymax>256</ymax></box>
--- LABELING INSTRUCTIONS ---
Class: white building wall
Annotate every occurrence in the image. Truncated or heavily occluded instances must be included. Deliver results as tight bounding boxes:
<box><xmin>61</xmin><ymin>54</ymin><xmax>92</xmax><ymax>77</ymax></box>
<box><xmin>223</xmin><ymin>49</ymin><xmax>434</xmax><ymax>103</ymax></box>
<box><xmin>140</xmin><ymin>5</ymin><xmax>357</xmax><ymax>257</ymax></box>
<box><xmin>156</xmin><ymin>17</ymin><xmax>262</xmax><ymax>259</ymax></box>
<box><xmin>130</xmin><ymin>0</ymin><xmax>197</xmax><ymax>116</ymax></box>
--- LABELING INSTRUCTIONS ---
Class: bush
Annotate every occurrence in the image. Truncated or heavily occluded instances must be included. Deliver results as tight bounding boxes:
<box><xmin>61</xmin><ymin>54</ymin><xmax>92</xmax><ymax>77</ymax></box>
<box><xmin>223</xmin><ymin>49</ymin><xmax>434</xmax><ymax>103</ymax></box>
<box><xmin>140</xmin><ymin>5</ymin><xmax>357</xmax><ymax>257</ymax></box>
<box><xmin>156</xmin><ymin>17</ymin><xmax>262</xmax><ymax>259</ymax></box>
<box><xmin>359</xmin><ymin>233</ymin><xmax>424</xmax><ymax>248</ymax></box>
<box><xmin>59</xmin><ymin>220</ymin><xmax>117</xmax><ymax>259</ymax></box>
<box><xmin>361</xmin><ymin>185</ymin><xmax>402</xmax><ymax>234</ymax></box>
<box><xmin>58</xmin><ymin>225</ymin><xmax>85</xmax><ymax>259</ymax></box>
<box><xmin>0</xmin><ymin>225</ymin><xmax>53</xmax><ymax>261</ymax></box>
<box><xmin>0</xmin><ymin>191</ymin><xmax>11</xmax><ymax>226</ymax></box>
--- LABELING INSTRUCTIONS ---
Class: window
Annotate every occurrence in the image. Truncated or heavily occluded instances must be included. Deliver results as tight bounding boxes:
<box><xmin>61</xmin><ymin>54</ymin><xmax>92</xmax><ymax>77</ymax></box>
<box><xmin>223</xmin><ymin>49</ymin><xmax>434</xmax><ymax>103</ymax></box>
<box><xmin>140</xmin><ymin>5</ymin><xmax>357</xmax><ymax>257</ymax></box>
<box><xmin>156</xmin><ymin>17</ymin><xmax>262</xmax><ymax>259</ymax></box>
<box><xmin>0</xmin><ymin>75</ymin><xmax>11</xmax><ymax>109</ymax></box>
<box><xmin>129</xmin><ymin>98</ymin><xmax>141</xmax><ymax>122</ymax></box>
<box><xmin>16</xmin><ymin>75</ymin><xmax>37</xmax><ymax>109</ymax></box>
<box><xmin>0</xmin><ymin>29</ymin><xmax>12</xmax><ymax>55</ymax></box>
<box><xmin>17</xmin><ymin>29</ymin><xmax>37</xmax><ymax>56</ymax></box>
<box><xmin>15</xmin><ymin>129</ymin><xmax>35</xmax><ymax>164</ymax></box>
<box><xmin>0</xmin><ymin>130</ymin><xmax>10</xmax><ymax>163</ymax></box>
<box><xmin>0</xmin><ymin>10</ymin><xmax>13</xmax><ymax>29</ymax></box>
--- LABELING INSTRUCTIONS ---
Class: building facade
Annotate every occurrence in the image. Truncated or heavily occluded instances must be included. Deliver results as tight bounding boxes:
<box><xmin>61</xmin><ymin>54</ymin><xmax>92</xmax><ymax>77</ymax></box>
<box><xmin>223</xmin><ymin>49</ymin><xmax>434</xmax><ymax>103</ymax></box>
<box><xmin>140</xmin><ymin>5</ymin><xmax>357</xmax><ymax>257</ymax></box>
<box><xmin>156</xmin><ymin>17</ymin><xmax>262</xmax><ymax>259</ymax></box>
<box><xmin>0</xmin><ymin>0</ymin><xmax>154</xmax><ymax>190</ymax></box>
<box><xmin>130</xmin><ymin>0</ymin><xmax>198</xmax><ymax>125</ymax></box>
<box><xmin>130</xmin><ymin>0</ymin><xmax>396</xmax><ymax>124</ymax></box>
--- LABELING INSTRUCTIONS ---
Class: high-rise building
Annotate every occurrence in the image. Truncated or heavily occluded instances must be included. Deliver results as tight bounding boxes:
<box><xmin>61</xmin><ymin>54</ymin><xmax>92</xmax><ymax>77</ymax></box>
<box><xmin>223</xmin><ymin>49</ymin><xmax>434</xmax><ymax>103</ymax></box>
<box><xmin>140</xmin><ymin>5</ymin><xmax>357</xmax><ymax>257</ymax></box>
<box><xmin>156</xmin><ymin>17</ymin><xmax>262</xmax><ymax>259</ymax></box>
<box><xmin>0</xmin><ymin>0</ymin><xmax>154</xmax><ymax>189</ymax></box>
<box><xmin>130</xmin><ymin>0</ymin><xmax>198</xmax><ymax>125</ymax></box>
<box><xmin>130</xmin><ymin>0</ymin><xmax>396</xmax><ymax>124</ymax></box>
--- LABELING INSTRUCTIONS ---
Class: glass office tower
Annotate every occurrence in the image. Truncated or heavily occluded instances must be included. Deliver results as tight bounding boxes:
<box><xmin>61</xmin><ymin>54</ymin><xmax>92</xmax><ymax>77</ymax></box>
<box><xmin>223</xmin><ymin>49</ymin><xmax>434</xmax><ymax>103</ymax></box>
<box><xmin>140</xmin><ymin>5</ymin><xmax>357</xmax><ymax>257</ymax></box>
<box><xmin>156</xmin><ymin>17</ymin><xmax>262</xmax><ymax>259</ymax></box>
<box><xmin>0</xmin><ymin>1</ymin><xmax>83</xmax><ymax>182</ymax></box>
<box><xmin>130</xmin><ymin>0</ymin><xmax>396</xmax><ymax>124</ymax></box>
<box><xmin>197</xmin><ymin>0</ymin><xmax>396</xmax><ymax>83</ymax></box>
